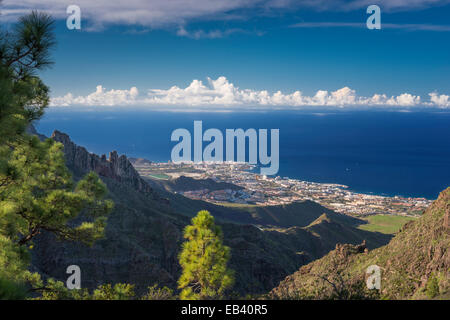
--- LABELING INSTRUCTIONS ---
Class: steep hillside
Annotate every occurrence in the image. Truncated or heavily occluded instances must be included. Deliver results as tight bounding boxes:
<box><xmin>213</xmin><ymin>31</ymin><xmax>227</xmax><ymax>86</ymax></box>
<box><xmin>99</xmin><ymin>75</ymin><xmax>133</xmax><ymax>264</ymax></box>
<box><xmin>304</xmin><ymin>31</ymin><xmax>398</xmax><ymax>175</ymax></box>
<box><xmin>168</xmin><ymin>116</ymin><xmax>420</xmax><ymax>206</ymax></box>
<box><xmin>270</xmin><ymin>187</ymin><xmax>450</xmax><ymax>300</ymax></box>
<box><xmin>229</xmin><ymin>201</ymin><xmax>363</xmax><ymax>228</ymax></box>
<box><xmin>145</xmin><ymin>175</ymin><xmax>243</xmax><ymax>193</ymax></box>
<box><xmin>145</xmin><ymin>176</ymin><xmax>363</xmax><ymax>229</ymax></box>
<box><xmin>30</xmin><ymin>129</ymin><xmax>390</xmax><ymax>295</ymax></box>
<box><xmin>129</xmin><ymin>157</ymin><xmax>153</xmax><ymax>166</ymax></box>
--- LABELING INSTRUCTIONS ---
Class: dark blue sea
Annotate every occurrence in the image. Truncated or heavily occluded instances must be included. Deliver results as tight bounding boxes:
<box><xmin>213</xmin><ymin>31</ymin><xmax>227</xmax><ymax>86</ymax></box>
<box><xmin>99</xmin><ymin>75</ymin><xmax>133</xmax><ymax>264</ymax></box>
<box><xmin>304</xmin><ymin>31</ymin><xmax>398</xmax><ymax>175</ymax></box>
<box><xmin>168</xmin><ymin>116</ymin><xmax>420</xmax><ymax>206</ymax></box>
<box><xmin>36</xmin><ymin>109</ymin><xmax>450</xmax><ymax>199</ymax></box>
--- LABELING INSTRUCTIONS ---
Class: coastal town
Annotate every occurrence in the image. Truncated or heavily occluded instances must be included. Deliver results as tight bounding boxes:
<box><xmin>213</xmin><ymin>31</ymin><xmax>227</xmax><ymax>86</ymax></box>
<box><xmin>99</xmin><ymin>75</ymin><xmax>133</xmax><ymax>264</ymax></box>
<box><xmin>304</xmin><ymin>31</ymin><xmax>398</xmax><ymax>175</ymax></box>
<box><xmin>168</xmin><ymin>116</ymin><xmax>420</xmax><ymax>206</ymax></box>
<box><xmin>132</xmin><ymin>160</ymin><xmax>432</xmax><ymax>217</ymax></box>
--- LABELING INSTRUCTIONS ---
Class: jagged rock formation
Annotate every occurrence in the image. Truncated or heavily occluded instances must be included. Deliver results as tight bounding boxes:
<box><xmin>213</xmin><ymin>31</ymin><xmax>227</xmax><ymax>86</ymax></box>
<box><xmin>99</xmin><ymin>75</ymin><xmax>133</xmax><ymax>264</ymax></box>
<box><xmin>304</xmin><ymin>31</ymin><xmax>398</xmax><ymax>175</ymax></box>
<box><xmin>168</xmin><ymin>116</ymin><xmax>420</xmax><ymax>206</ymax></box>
<box><xmin>51</xmin><ymin>130</ymin><xmax>155</xmax><ymax>196</ymax></box>
<box><xmin>270</xmin><ymin>187</ymin><xmax>450</xmax><ymax>300</ymax></box>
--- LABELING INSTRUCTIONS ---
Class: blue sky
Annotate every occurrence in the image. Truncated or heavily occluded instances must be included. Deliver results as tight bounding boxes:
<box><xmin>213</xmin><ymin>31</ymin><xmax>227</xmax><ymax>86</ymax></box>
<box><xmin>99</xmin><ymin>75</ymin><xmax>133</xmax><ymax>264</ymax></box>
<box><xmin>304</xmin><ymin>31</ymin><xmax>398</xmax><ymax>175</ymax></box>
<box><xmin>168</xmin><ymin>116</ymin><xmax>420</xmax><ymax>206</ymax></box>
<box><xmin>2</xmin><ymin>0</ymin><xmax>450</xmax><ymax>109</ymax></box>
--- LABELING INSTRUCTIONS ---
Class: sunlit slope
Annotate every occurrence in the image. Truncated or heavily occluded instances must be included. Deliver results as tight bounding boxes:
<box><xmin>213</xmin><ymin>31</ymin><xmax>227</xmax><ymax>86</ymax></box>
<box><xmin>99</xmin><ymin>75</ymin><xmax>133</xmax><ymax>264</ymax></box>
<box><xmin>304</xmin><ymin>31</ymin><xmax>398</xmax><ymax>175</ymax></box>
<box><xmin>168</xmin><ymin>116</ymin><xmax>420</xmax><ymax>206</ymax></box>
<box><xmin>271</xmin><ymin>187</ymin><xmax>450</xmax><ymax>300</ymax></box>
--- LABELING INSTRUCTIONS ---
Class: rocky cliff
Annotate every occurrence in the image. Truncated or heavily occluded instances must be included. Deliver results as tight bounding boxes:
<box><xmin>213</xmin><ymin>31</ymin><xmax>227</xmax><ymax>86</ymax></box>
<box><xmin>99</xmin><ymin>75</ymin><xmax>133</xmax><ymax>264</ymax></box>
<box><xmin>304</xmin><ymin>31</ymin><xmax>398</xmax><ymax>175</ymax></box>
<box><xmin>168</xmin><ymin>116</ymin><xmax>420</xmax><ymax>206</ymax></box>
<box><xmin>51</xmin><ymin>130</ymin><xmax>155</xmax><ymax>196</ymax></box>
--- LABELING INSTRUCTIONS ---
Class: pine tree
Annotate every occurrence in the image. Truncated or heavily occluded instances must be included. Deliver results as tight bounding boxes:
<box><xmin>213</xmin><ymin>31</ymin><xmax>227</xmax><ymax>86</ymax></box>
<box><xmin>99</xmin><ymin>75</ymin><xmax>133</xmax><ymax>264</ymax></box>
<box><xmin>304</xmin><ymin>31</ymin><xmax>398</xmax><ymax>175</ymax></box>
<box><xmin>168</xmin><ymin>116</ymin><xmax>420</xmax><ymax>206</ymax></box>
<box><xmin>0</xmin><ymin>11</ymin><xmax>113</xmax><ymax>297</ymax></box>
<box><xmin>178</xmin><ymin>210</ymin><xmax>234</xmax><ymax>300</ymax></box>
<box><xmin>0</xmin><ymin>11</ymin><xmax>55</xmax><ymax>143</ymax></box>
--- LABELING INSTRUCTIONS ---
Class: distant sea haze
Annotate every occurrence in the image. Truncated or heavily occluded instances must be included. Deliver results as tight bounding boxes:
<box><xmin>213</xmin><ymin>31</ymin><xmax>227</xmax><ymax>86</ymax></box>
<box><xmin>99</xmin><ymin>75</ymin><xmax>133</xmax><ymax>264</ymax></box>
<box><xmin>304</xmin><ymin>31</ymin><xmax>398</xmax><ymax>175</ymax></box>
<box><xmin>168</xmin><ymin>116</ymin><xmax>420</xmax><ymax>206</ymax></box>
<box><xmin>36</xmin><ymin>110</ymin><xmax>450</xmax><ymax>199</ymax></box>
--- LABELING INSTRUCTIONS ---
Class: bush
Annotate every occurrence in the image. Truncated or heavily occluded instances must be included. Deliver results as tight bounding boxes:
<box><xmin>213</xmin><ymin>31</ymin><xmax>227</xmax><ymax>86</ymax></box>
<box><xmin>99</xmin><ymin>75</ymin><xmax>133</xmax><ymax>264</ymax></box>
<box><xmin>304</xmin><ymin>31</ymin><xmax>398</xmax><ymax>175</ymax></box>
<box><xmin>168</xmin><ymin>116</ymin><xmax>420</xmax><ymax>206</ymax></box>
<box><xmin>426</xmin><ymin>275</ymin><xmax>440</xmax><ymax>299</ymax></box>
<box><xmin>141</xmin><ymin>284</ymin><xmax>175</xmax><ymax>300</ymax></box>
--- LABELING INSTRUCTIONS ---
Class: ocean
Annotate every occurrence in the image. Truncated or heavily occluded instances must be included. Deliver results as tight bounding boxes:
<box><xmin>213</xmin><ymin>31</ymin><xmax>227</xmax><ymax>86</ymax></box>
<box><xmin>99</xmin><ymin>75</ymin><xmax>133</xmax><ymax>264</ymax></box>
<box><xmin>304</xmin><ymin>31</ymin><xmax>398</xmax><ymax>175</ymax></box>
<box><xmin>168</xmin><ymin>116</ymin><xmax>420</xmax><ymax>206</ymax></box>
<box><xmin>36</xmin><ymin>109</ymin><xmax>450</xmax><ymax>199</ymax></box>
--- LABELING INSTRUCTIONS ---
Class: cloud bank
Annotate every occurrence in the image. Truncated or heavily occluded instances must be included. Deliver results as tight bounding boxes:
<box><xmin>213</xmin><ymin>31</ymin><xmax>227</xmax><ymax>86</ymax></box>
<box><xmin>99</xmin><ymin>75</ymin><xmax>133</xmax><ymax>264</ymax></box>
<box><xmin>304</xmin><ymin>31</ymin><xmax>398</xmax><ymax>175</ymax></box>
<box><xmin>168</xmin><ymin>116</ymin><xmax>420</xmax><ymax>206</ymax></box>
<box><xmin>50</xmin><ymin>76</ymin><xmax>450</xmax><ymax>110</ymax></box>
<box><xmin>2</xmin><ymin>0</ymin><xmax>449</xmax><ymax>28</ymax></box>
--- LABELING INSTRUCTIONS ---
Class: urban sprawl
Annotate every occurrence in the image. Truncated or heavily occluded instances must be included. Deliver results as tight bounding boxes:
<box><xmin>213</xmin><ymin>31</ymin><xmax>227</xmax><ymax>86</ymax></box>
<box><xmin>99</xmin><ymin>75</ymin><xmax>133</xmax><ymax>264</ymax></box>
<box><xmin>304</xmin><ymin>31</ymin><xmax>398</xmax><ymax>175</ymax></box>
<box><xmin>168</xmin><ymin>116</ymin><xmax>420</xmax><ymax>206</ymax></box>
<box><xmin>133</xmin><ymin>161</ymin><xmax>431</xmax><ymax>217</ymax></box>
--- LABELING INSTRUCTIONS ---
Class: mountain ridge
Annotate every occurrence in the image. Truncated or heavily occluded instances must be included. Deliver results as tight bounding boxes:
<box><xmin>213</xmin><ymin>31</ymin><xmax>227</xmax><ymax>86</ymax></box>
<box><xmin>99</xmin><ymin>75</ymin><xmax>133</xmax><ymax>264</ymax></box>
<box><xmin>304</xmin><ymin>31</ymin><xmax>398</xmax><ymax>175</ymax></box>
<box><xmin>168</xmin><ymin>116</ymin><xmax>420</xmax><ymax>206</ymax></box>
<box><xmin>51</xmin><ymin>130</ymin><xmax>156</xmax><ymax>196</ymax></box>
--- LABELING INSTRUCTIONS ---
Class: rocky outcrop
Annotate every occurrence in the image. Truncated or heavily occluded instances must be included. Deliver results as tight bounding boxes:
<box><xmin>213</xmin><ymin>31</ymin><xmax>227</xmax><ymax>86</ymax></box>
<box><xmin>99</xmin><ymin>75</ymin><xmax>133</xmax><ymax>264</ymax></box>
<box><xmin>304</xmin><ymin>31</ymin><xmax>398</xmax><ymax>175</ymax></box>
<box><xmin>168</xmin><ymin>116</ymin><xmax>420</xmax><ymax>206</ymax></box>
<box><xmin>270</xmin><ymin>187</ymin><xmax>450</xmax><ymax>300</ymax></box>
<box><xmin>335</xmin><ymin>240</ymin><xmax>366</xmax><ymax>259</ymax></box>
<box><xmin>51</xmin><ymin>130</ymin><xmax>154</xmax><ymax>195</ymax></box>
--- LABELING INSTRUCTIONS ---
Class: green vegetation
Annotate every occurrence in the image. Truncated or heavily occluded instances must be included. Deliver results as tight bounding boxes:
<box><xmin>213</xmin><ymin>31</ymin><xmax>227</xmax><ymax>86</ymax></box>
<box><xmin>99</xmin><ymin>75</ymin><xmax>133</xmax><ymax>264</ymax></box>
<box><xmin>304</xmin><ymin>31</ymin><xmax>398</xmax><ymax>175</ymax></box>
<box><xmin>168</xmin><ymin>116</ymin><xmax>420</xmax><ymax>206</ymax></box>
<box><xmin>33</xmin><ymin>278</ymin><xmax>175</xmax><ymax>300</ymax></box>
<box><xmin>216</xmin><ymin>202</ymin><xmax>258</xmax><ymax>208</ymax></box>
<box><xmin>425</xmin><ymin>274</ymin><xmax>440</xmax><ymax>299</ymax></box>
<box><xmin>178</xmin><ymin>210</ymin><xmax>235</xmax><ymax>299</ymax></box>
<box><xmin>269</xmin><ymin>243</ymin><xmax>380</xmax><ymax>300</ymax></box>
<box><xmin>141</xmin><ymin>284</ymin><xmax>175</xmax><ymax>300</ymax></box>
<box><xmin>0</xmin><ymin>278</ymin><xmax>27</xmax><ymax>300</ymax></box>
<box><xmin>0</xmin><ymin>11</ymin><xmax>113</xmax><ymax>299</ymax></box>
<box><xmin>0</xmin><ymin>12</ymin><xmax>53</xmax><ymax>143</ymax></box>
<box><xmin>147</xmin><ymin>173</ymin><xmax>171</xmax><ymax>180</ymax></box>
<box><xmin>146</xmin><ymin>175</ymin><xmax>243</xmax><ymax>193</ymax></box>
<box><xmin>92</xmin><ymin>283</ymin><xmax>136</xmax><ymax>300</ymax></box>
<box><xmin>271</xmin><ymin>187</ymin><xmax>450</xmax><ymax>300</ymax></box>
<box><xmin>358</xmin><ymin>214</ymin><xmax>417</xmax><ymax>234</ymax></box>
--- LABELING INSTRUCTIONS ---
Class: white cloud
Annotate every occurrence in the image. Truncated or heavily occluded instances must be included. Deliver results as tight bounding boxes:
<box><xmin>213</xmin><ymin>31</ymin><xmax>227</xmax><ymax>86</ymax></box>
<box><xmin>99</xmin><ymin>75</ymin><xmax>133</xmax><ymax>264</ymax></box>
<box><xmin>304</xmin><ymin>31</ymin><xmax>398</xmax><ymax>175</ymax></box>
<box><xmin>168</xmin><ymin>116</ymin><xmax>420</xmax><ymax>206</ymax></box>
<box><xmin>387</xmin><ymin>93</ymin><xmax>421</xmax><ymax>106</ymax></box>
<box><xmin>293</xmin><ymin>0</ymin><xmax>450</xmax><ymax>12</ymax></box>
<box><xmin>176</xmin><ymin>26</ymin><xmax>251</xmax><ymax>39</ymax></box>
<box><xmin>2</xmin><ymin>0</ymin><xmax>449</xmax><ymax>29</ymax></box>
<box><xmin>429</xmin><ymin>92</ymin><xmax>450</xmax><ymax>107</ymax></box>
<box><xmin>0</xmin><ymin>0</ymin><xmax>270</xmax><ymax>28</ymax></box>
<box><xmin>51</xmin><ymin>85</ymin><xmax>139</xmax><ymax>106</ymax></box>
<box><xmin>49</xmin><ymin>76</ymin><xmax>450</xmax><ymax>109</ymax></box>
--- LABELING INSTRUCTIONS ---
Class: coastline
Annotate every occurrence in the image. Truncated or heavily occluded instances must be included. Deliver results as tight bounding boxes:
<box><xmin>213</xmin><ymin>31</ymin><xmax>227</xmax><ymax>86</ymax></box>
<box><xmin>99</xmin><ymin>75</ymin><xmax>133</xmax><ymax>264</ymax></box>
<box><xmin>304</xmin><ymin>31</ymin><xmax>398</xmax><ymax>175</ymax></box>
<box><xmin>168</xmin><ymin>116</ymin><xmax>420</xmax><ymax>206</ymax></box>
<box><xmin>132</xmin><ymin>160</ymin><xmax>433</xmax><ymax>217</ymax></box>
<box><xmin>36</xmin><ymin>110</ymin><xmax>450</xmax><ymax>200</ymax></box>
